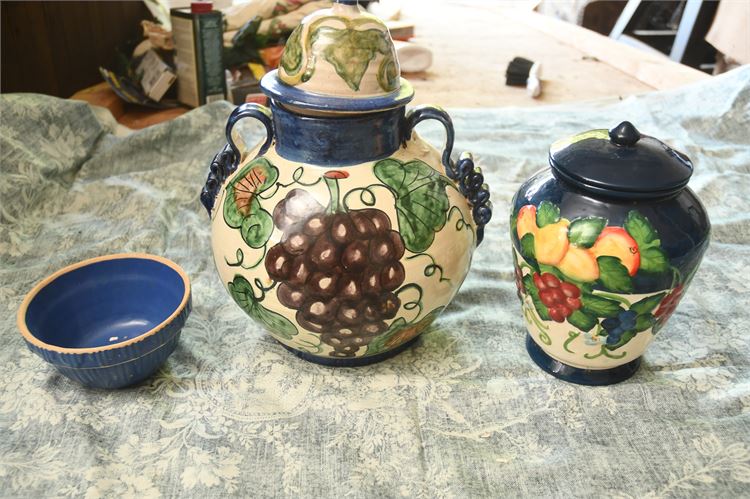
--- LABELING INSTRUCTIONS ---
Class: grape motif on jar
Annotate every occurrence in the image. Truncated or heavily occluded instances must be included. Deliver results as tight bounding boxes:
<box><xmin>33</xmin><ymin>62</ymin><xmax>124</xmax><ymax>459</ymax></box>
<box><xmin>201</xmin><ymin>0</ymin><xmax>492</xmax><ymax>366</ymax></box>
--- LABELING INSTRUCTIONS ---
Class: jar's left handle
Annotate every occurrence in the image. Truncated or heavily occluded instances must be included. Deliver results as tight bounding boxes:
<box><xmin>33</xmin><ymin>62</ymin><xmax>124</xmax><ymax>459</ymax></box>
<box><xmin>200</xmin><ymin>103</ymin><xmax>274</xmax><ymax>216</ymax></box>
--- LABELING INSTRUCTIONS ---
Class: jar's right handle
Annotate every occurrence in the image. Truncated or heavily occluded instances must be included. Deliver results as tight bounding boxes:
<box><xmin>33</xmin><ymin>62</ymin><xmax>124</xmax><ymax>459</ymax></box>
<box><xmin>403</xmin><ymin>105</ymin><xmax>492</xmax><ymax>245</ymax></box>
<box><xmin>200</xmin><ymin>103</ymin><xmax>274</xmax><ymax>216</ymax></box>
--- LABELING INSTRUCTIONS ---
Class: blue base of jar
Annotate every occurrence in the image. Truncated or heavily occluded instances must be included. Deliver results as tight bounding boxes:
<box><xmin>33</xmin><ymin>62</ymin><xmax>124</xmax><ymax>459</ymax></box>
<box><xmin>526</xmin><ymin>335</ymin><xmax>641</xmax><ymax>386</ymax></box>
<box><xmin>280</xmin><ymin>336</ymin><xmax>419</xmax><ymax>367</ymax></box>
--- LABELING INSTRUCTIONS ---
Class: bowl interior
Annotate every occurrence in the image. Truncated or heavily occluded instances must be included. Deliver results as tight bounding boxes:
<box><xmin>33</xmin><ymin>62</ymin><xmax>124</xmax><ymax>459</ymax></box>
<box><xmin>24</xmin><ymin>257</ymin><xmax>187</xmax><ymax>349</ymax></box>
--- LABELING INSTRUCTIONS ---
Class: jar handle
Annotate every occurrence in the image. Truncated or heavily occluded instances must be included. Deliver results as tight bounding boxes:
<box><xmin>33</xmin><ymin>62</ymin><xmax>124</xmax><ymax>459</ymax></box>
<box><xmin>200</xmin><ymin>103</ymin><xmax>274</xmax><ymax>215</ymax></box>
<box><xmin>403</xmin><ymin>105</ymin><xmax>492</xmax><ymax>245</ymax></box>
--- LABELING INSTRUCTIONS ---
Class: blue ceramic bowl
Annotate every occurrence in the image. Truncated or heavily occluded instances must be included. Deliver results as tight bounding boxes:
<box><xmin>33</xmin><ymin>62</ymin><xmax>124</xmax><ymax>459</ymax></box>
<box><xmin>17</xmin><ymin>254</ymin><xmax>191</xmax><ymax>389</ymax></box>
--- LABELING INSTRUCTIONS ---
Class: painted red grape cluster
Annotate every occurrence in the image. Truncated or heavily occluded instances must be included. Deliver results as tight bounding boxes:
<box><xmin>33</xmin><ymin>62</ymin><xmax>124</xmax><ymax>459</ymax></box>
<box><xmin>265</xmin><ymin>188</ymin><xmax>406</xmax><ymax>357</ymax></box>
<box><xmin>533</xmin><ymin>272</ymin><xmax>582</xmax><ymax>322</ymax></box>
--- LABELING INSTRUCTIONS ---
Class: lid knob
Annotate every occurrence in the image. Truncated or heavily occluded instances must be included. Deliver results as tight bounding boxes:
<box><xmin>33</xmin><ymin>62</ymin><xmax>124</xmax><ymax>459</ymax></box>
<box><xmin>609</xmin><ymin>121</ymin><xmax>641</xmax><ymax>146</ymax></box>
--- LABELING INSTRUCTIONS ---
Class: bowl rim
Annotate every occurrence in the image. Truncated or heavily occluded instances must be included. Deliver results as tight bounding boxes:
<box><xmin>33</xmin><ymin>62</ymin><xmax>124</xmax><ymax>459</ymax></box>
<box><xmin>17</xmin><ymin>253</ymin><xmax>191</xmax><ymax>355</ymax></box>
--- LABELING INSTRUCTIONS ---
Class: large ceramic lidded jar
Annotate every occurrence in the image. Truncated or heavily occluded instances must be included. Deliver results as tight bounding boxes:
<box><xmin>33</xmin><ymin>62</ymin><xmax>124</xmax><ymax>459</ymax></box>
<box><xmin>511</xmin><ymin>122</ymin><xmax>710</xmax><ymax>385</ymax></box>
<box><xmin>201</xmin><ymin>0</ymin><xmax>492</xmax><ymax>366</ymax></box>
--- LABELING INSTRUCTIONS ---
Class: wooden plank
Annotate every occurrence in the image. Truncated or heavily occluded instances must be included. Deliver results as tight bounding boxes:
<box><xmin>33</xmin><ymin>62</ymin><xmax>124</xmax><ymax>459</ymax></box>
<box><xmin>400</xmin><ymin>0</ymin><xmax>654</xmax><ymax>108</ymax></box>
<box><xmin>510</xmin><ymin>9</ymin><xmax>709</xmax><ymax>90</ymax></box>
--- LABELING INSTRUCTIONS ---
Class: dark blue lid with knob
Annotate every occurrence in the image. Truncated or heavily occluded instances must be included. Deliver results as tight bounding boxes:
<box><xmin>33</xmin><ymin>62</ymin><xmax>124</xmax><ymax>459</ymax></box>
<box><xmin>548</xmin><ymin>121</ymin><xmax>694</xmax><ymax>199</ymax></box>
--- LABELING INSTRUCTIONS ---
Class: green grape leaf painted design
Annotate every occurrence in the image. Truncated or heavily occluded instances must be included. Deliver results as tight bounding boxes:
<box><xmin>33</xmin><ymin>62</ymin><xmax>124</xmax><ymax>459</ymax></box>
<box><xmin>377</xmin><ymin>53</ymin><xmax>399</xmax><ymax>93</ymax></box>
<box><xmin>374</xmin><ymin>158</ymin><xmax>451</xmax><ymax>253</ymax></box>
<box><xmin>224</xmin><ymin>158</ymin><xmax>279</xmax><ymax>248</ymax></box>
<box><xmin>624</xmin><ymin>210</ymin><xmax>670</xmax><ymax>274</ymax></box>
<box><xmin>228</xmin><ymin>275</ymin><xmax>298</xmax><ymax>339</ymax></box>
<box><xmin>597</xmin><ymin>256</ymin><xmax>634</xmax><ymax>293</ymax></box>
<box><xmin>280</xmin><ymin>24</ymin><xmax>303</xmax><ymax>74</ymax></box>
<box><xmin>535</xmin><ymin>201</ymin><xmax>560</xmax><ymax>228</ymax></box>
<box><xmin>520</xmin><ymin>233</ymin><xmax>537</xmax><ymax>266</ymax></box>
<box><xmin>580</xmin><ymin>293</ymin><xmax>623</xmax><ymax>318</ymax></box>
<box><xmin>568</xmin><ymin>216</ymin><xmax>607</xmax><ymax>248</ymax></box>
<box><xmin>567</xmin><ymin>309</ymin><xmax>598</xmax><ymax>332</ymax></box>
<box><xmin>314</xmin><ymin>26</ymin><xmax>395</xmax><ymax>92</ymax></box>
<box><xmin>624</xmin><ymin>210</ymin><xmax>660</xmax><ymax>248</ymax></box>
<box><xmin>630</xmin><ymin>292</ymin><xmax>666</xmax><ymax>315</ymax></box>
<box><xmin>640</xmin><ymin>246</ymin><xmax>671</xmax><ymax>273</ymax></box>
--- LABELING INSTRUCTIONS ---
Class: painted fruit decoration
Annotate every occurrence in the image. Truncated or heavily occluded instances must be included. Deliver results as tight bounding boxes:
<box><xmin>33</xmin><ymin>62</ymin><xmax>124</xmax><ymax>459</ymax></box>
<box><xmin>513</xmin><ymin>200</ymin><xmax>688</xmax><ymax>359</ymax></box>
<box><xmin>264</xmin><ymin>171</ymin><xmax>407</xmax><ymax>358</ymax></box>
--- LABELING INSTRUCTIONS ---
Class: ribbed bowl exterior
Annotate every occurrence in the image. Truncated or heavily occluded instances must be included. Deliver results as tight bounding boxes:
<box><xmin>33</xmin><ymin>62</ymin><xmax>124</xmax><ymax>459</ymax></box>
<box><xmin>24</xmin><ymin>297</ymin><xmax>191</xmax><ymax>389</ymax></box>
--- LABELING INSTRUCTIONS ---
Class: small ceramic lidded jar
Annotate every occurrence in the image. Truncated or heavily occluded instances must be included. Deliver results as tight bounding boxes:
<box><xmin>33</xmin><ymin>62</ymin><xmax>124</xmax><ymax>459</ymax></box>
<box><xmin>511</xmin><ymin>122</ymin><xmax>710</xmax><ymax>385</ymax></box>
<box><xmin>201</xmin><ymin>0</ymin><xmax>491</xmax><ymax>366</ymax></box>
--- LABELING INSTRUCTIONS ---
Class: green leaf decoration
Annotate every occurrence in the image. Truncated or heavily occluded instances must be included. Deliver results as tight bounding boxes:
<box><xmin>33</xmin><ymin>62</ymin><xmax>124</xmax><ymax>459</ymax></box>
<box><xmin>315</xmin><ymin>26</ymin><xmax>394</xmax><ymax>91</ymax></box>
<box><xmin>520</xmin><ymin>233</ymin><xmax>536</xmax><ymax>263</ymax></box>
<box><xmin>634</xmin><ymin>313</ymin><xmax>655</xmax><ymax>333</ymax></box>
<box><xmin>373</xmin><ymin>158</ymin><xmax>451</xmax><ymax>253</ymax></box>
<box><xmin>624</xmin><ymin>210</ymin><xmax>660</xmax><ymax>249</ymax></box>
<box><xmin>568</xmin><ymin>216</ymin><xmax>607</xmax><ymax>248</ymax></box>
<box><xmin>377</xmin><ymin>53</ymin><xmax>399</xmax><ymax>92</ymax></box>
<box><xmin>630</xmin><ymin>292</ymin><xmax>666</xmax><ymax>315</ymax></box>
<box><xmin>535</xmin><ymin>201</ymin><xmax>560</xmax><ymax>228</ymax></box>
<box><xmin>640</xmin><ymin>246</ymin><xmax>670</xmax><ymax>273</ymax></box>
<box><xmin>523</xmin><ymin>274</ymin><xmax>550</xmax><ymax>320</ymax></box>
<box><xmin>224</xmin><ymin>158</ymin><xmax>279</xmax><ymax>248</ymax></box>
<box><xmin>280</xmin><ymin>25</ymin><xmax>303</xmax><ymax>74</ymax></box>
<box><xmin>597</xmin><ymin>256</ymin><xmax>634</xmax><ymax>293</ymax></box>
<box><xmin>581</xmin><ymin>294</ymin><xmax>623</xmax><ymax>318</ymax></box>
<box><xmin>228</xmin><ymin>275</ymin><xmax>298</xmax><ymax>339</ymax></box>
<box><xmin>606</xmin><ymin>330</ymin><xmax>636</xmax><ymax>350</ymax></box>
<box><xmin>567</xmin><ymin>310</ymin><xmax>598</xmax><ymax>332</ymax></box>
<box><xmin>239</xmin><ymin>199</ymin><xmax>273</xmax><ymax>249</ymax></box>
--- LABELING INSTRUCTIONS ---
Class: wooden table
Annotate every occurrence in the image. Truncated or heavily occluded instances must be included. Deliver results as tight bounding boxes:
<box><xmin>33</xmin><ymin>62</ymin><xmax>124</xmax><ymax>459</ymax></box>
<box><xmin>403</xmin><ymin>0</ymin><xmax>708</xmax><ymax>108</ymax></box>
<box><xmin>71</xmin><ymin>1</ymin><xmax>709</xmax><ymax>128</ymax></box>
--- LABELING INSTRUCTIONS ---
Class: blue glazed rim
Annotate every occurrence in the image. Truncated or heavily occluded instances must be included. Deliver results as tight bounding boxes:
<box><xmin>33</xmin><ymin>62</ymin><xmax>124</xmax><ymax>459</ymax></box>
<box><xmin>260</xmin><ymin>71</ymin><xmax>415</xmax><ymax>113</ymax></box>
<box><xmin>17</xmin><ymin>253</ymin><xmax>191</xmax><ymax>360</ymax></box>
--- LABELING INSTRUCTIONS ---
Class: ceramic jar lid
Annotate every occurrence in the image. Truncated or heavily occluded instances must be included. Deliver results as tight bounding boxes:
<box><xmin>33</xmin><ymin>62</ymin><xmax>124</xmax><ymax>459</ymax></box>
<box><xmin>261</xmin><ymin>0</ymin><xmax>414</xmax><ymax>112</ymax></box>
<box><xmin>549</xmin><ymin>121</ymin><xmax>694</xmax><ymax>199</ymax></box>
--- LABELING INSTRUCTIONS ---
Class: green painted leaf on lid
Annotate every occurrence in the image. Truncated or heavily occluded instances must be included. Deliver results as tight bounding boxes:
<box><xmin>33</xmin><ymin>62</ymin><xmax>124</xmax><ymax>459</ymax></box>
<box><xmin>280</xmin><ymin>25</ymin><xmax>304</xmax><ymax>74</ymax></box>
<box><xmin>315</xmin><ymin>26</ymin><xmax>394</xmax><ymax>92</ymax></box>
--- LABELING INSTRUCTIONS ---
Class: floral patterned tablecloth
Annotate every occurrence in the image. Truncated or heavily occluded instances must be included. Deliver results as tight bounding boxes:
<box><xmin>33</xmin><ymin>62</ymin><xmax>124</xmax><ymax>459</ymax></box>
<box><xmin>1</xmin><ymin>67</ymin><xmax>749</xmax><ymax>498</ymax></box>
